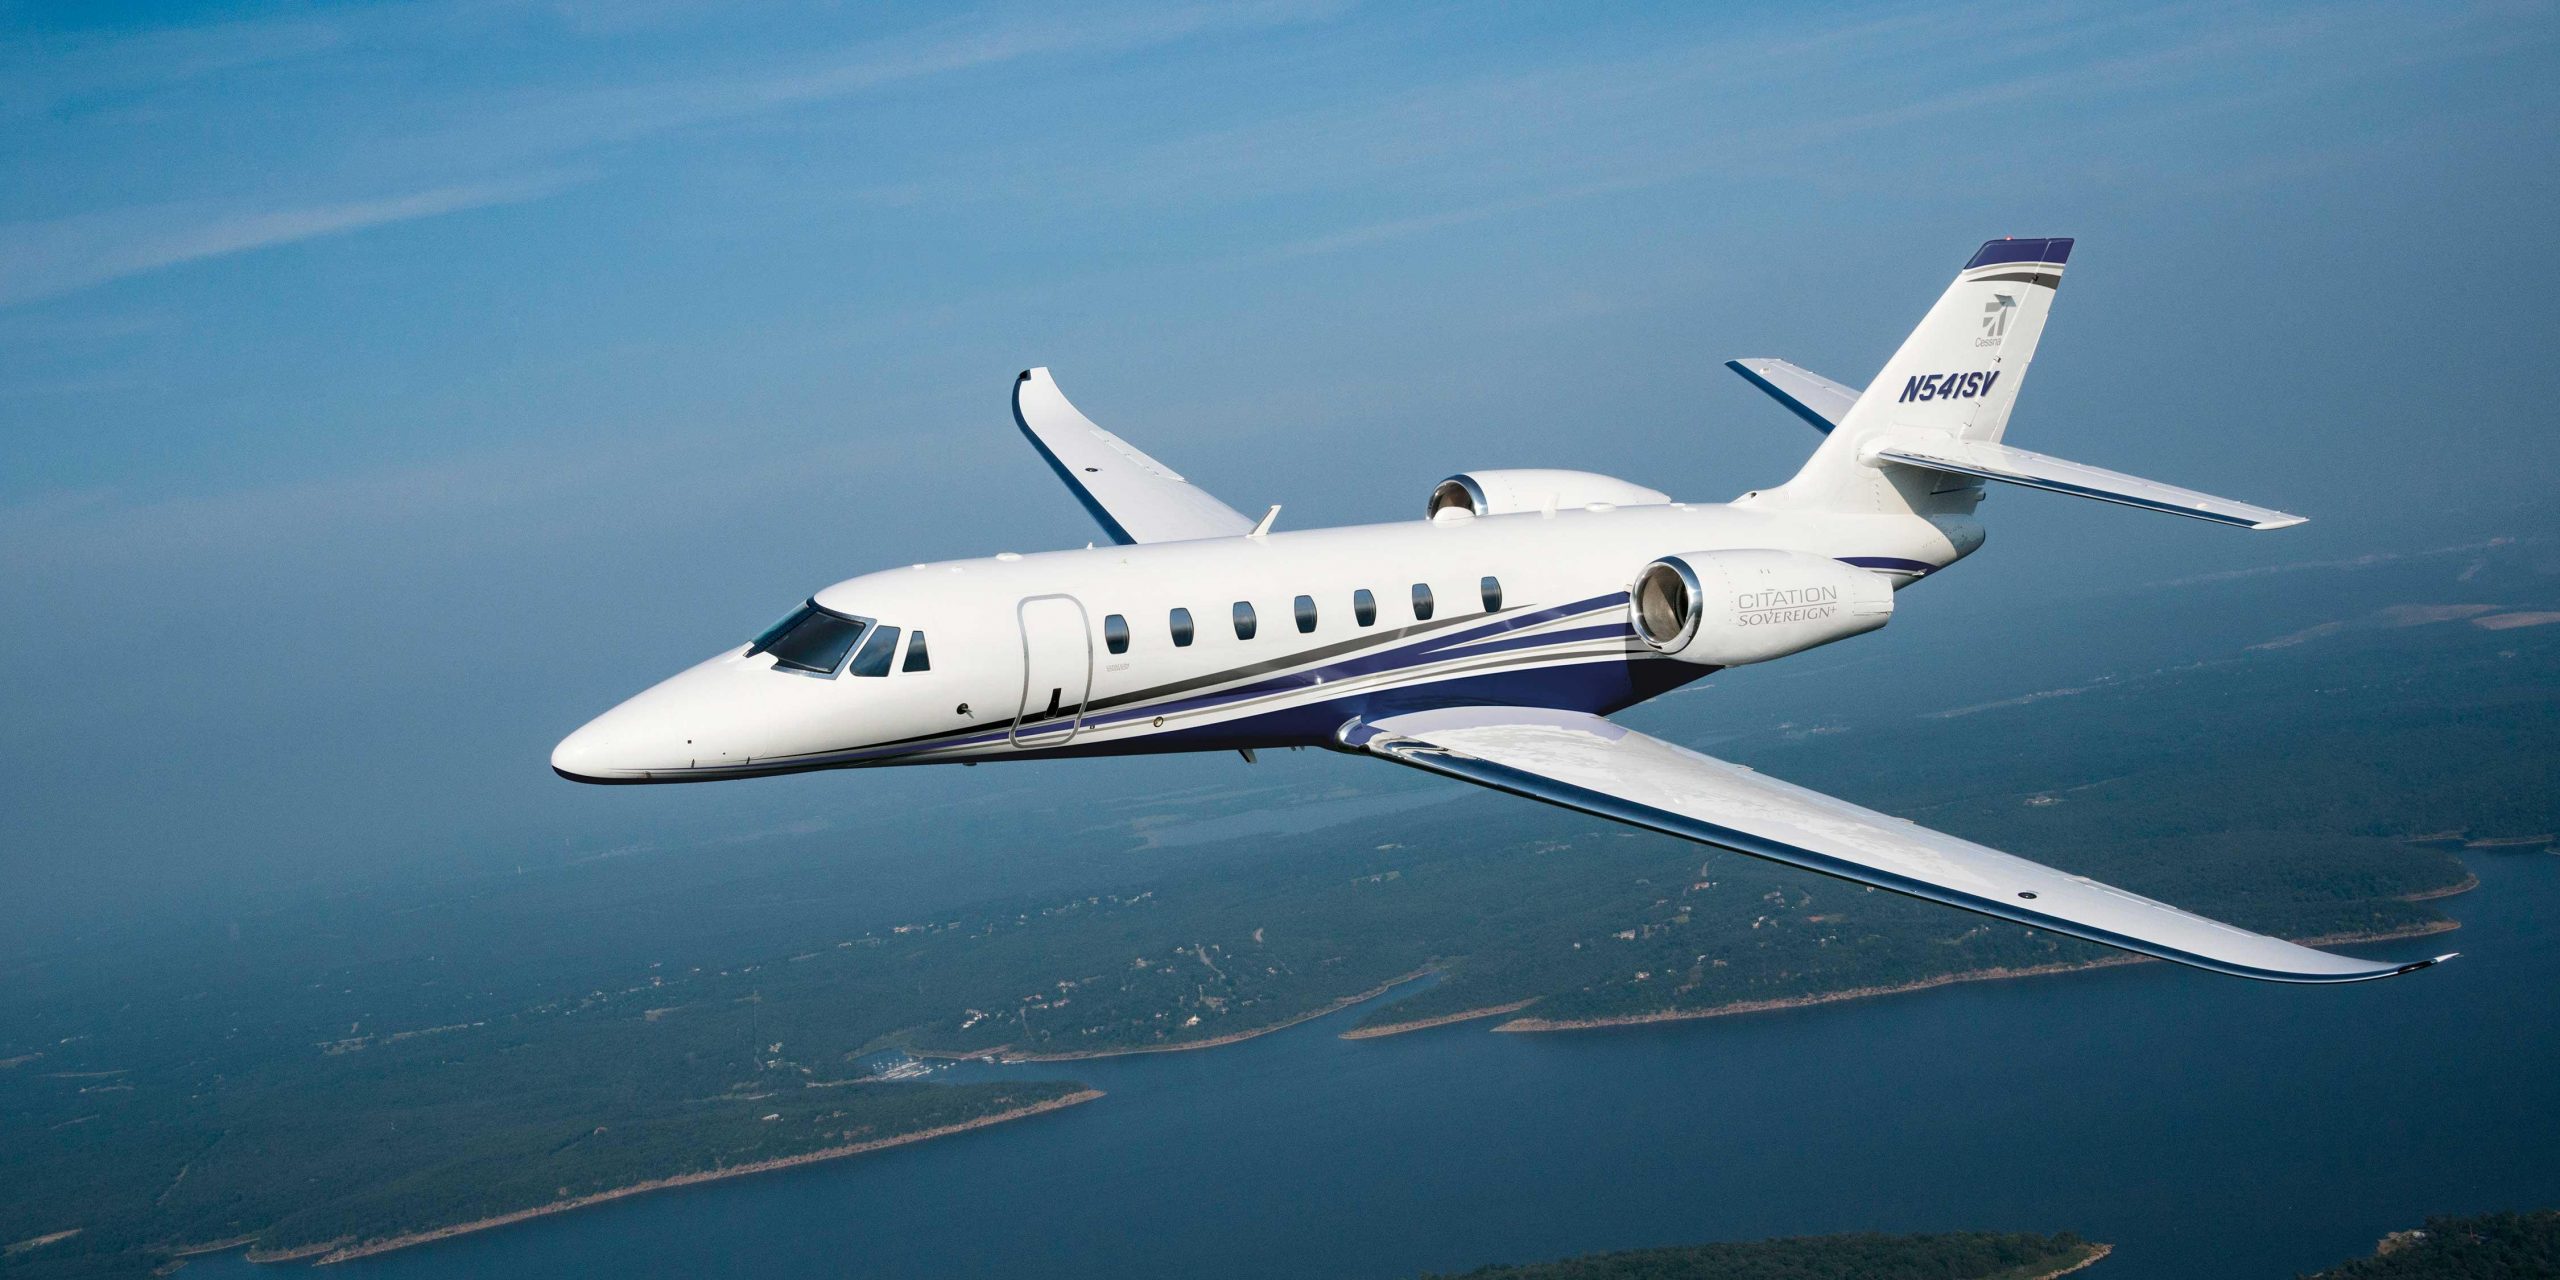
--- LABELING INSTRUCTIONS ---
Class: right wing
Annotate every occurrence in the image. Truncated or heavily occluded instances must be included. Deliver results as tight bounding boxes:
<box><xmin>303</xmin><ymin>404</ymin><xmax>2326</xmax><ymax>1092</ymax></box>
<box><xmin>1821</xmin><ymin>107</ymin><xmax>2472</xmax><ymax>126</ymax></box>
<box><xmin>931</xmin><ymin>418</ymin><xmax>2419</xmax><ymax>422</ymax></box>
<box><xmin>1012</xmin><ymin>368</ymin><xmax>1257</xmax><ymax>545</ymax></box>
<box><xmin>1344</xmin><ymin>706</ymin><xmax>2448</xmax><ymax>984</ymax></box>
<box><xmin>1725</xmin><ymin>358</ymin><xmax>1860</xmax><ymax>434</ymax></box>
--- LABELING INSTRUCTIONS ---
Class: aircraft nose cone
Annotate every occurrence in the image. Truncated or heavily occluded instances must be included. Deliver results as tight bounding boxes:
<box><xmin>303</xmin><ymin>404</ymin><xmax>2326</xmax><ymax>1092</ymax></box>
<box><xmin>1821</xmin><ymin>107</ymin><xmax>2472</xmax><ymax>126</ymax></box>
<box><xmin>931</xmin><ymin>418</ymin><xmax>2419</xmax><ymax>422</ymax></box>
<box><xmin>552</xmin><ymin>717</ymin><xmax>632</xmax><ymax>784</ymax></box>
<box><xmin>553</xmin><ymin>651</ymin><xmax>826</xmax><ymax>783</ymax></box>
<box><xmin>551</xmin><ymin>705</ymin><xmax>677</xmax><ymax>784</ymax></box>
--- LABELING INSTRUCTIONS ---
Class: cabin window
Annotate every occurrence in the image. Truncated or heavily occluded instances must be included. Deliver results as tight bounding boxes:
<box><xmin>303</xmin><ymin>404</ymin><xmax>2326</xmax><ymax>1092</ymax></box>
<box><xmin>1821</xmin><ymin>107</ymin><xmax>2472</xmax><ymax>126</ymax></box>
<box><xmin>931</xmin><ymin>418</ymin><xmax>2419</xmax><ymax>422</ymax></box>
<box><xmin>754</xmin><ymin>602</ymin><xmax>868</xmax><ymax>675</ymax></box>
<box><xmin>1411</xmin><ymin>583</ymin><xmax>1435</xmax><ymax>621</ymax></box>
<box><xmin>1481</xmin><ymin>576</ymin><xmax>1503</xmax><ymax>612</ymax></box>
<box><xmin>1233</xmin><ymin>601</ymin><xmax>1258</xmax><ymax>640</ymax></box>
<box><xmin>1104</xmin><ymin>613</ymin><xmax>1130</xmax><ymax>655</ymax></box>
<box><xmin>902</xmin><ymin>631</ymin><xmax>931</xmax><ymax>672</ymax></box>
<box><xmin>1294</xmin><ymin>595</ymin><xmax>1317</xmax><ymax>633</ymax></box>
<box><xmin>1170</xmin><ymin>608</ymin><xmax>1195</xmax><ymax>647</ymax></box>
<box><xmin>1353</xmin><ymin>588</ymin><xmax>1376</xmax><ymax>627</ymax></box>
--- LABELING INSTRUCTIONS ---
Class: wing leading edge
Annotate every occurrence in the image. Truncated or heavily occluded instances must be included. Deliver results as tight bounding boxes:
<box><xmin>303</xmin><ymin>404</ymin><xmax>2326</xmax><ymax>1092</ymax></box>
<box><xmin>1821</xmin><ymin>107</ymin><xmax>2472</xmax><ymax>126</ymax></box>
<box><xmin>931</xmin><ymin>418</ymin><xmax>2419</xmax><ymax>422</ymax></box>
<box><xmin>1012</xmin><ymin>368</ymin><xmax>1256</xmax><ymax>545</ymax></box>
<box><xmin>1343</xmin><ymin>707</ymin><xmax>2449</xmax><ymax>984</ymax></box>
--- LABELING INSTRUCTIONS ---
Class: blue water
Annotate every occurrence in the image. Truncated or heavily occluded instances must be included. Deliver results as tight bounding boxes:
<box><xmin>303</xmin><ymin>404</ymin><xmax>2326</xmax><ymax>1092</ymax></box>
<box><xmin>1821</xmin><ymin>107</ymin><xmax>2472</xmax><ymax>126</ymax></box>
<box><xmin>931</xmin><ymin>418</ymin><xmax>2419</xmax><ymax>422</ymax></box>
<box><xmin>193</xmin><ymin>853</ymin><xmax>2559</xmax><ymax>1280</ymax></box>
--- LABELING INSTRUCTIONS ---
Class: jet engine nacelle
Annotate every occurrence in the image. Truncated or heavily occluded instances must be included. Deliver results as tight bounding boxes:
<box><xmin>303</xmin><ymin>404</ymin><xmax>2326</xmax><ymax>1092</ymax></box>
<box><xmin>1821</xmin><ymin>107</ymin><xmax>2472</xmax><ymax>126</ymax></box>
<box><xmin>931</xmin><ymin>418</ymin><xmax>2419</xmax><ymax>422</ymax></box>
<box><xmin>1630</xmin><ymin>549</ymin><xmax>1893</xmax><ymax>666</ymax></box>
<box><xmin>1426</xmin><ymin>469</ymin><xmax>1672</xmax><ymax>519</ymax></box>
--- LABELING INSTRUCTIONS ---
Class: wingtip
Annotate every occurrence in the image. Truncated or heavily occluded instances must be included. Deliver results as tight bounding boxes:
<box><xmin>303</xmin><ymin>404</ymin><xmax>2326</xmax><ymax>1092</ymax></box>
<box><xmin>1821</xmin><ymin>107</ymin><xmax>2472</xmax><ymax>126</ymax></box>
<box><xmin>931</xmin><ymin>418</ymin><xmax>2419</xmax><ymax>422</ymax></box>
<box><xmin>2250</xmin><ymin>511</ymin><xmax>2310</xmax><ymax>531</ymax></box>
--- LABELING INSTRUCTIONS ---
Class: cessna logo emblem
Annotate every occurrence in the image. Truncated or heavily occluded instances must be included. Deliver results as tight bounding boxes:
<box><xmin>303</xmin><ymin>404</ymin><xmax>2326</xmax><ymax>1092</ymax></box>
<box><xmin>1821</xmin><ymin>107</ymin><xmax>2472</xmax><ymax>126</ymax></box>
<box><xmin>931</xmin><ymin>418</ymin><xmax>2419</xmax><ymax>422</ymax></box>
<box><xmin>1979</xmin><ymin>293</ymin><xmax>2015</xmax><ymax>345</ymax></box>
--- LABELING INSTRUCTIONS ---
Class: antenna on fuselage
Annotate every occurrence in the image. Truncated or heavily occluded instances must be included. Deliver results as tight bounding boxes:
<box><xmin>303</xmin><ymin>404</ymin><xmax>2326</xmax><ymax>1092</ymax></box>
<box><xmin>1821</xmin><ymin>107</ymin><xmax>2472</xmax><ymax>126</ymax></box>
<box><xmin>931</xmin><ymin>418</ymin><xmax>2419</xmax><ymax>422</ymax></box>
<box><xmin>1248</xmin><ymin>505</ymin><xmax>1281</xmax><ymax>538</ymax></box>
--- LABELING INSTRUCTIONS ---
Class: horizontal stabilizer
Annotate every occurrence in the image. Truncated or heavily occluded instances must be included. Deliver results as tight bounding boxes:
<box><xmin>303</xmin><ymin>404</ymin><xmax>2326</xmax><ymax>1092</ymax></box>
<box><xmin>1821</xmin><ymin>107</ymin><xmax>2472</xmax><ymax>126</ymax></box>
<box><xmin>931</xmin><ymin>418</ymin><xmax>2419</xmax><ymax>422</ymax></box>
<box><xmin>1726</xmin><ymin>358</ymin><xmax>1860</xmax><ymax>433</ymax></box>
<box><xmin>1868</xmin><ymin>437</ymin><xmax>2304</xmax><ymax>530</ymax></box>
<box><xmin>1345</xmin><ymin>706</ymin><xmax>2443</xmax><ymax>984</ymax></box>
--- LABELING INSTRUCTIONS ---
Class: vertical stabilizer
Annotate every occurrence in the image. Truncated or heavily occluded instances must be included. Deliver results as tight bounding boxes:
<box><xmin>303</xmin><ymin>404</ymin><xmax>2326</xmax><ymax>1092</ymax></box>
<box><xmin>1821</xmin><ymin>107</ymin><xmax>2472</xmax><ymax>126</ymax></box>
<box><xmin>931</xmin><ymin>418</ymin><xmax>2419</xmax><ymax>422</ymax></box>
<box><xmin>1857</xmin><ymin>236</ymin><xmax>2071</xmax><ymax>444</ymax></box>
<box><xmin>1756</xmin><ymin>237</ymin><xmax>2071</xmax><ymax>518</ymax></box>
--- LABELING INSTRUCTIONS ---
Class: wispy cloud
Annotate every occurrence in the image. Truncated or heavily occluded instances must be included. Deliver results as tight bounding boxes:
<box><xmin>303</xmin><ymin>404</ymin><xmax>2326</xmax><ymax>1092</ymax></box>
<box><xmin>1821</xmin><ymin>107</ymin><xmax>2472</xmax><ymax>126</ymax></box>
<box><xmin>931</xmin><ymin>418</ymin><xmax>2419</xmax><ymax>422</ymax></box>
<box><xmin>1241</xmin><ymin>0</ymin><xmax>2557</xmax><ymax>259</ymax></box>
<box><xmin>374</xmin><ymin>0</ymin><xmax>1350</xmax><ymax>173</ymax></box>
<box><xmin>0</xmin><ymin>1</ymin><xmax>1349</xmax><ymax>307</ymax></box>
<box><xmin>0</xmin><ymin>13</ymin><xmax>344</xmax><ymax>123</ymax></box>
<box><xmin>1280</xmin><ymin>178</ymin><xmax>1655</xmax><ymax>257</ymax></box>
<box><xmin>0</xmin><ymin>173</ymin><xmax>584</xmax><ymax>306</ymax></box>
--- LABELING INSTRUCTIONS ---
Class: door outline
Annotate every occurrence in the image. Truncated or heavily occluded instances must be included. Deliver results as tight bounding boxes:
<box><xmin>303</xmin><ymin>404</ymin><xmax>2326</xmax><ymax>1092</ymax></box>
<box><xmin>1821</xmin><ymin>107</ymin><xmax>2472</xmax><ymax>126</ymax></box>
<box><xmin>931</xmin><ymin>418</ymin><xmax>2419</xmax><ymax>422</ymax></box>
<box><xmin>1010</xmin><ymin>594</ymin><xmax>1093</xmax><ymax>748</ymax></box>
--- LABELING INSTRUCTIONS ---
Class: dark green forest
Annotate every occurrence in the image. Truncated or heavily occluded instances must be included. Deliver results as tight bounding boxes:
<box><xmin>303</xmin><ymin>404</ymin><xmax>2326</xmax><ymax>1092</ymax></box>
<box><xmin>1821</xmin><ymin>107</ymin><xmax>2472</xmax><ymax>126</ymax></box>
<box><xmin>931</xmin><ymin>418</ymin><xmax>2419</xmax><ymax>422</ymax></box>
<box><xmin>2307</xmin><ymin>1210</ymin><xmax>2560</xmax><ymax>1279</ymax></box>
<box><xmin>1422</xmin><ymin>1230</ymin><xmax>2102</xmax><ymax>1280</ymax></box>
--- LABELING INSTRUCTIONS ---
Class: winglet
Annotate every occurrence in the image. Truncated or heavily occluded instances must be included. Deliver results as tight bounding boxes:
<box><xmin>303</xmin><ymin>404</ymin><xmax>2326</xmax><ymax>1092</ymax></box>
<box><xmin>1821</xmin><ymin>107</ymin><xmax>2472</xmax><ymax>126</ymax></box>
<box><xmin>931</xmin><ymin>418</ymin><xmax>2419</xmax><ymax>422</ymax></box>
<box><xmin>1011</xmin><ymin>368</ymin><xmax>1257</xmax><ymax>545</ymax></box>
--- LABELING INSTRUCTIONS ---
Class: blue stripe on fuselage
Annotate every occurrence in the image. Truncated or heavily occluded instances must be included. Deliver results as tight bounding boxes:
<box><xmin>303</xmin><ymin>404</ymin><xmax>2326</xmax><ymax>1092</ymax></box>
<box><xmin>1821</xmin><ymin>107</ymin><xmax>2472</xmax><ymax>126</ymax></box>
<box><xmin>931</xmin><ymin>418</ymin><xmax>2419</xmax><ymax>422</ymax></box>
<box><xmin>705</xmin><ymin>592</ymin><xmax>1654</xmax><ymax>778</ymax></box>
<box><xmin>1023</xmin><ymin>651</ymin><xmax>1709</xmax><ymax>760</ymax></box>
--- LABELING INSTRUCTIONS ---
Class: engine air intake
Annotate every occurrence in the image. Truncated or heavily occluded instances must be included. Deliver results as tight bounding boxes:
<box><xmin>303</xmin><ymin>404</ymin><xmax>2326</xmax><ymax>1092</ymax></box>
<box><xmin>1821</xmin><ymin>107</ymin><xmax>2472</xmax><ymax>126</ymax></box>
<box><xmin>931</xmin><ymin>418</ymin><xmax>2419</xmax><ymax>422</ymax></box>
<box><xmin>1633</xmin><ymin>560</ymin><xmax>1698</xmax><ymax>649</ymax></box>
<box><xmin>1629</xmin><ymin>549</ymin><xmax>1893</xmax><ymax>667</ymax></box>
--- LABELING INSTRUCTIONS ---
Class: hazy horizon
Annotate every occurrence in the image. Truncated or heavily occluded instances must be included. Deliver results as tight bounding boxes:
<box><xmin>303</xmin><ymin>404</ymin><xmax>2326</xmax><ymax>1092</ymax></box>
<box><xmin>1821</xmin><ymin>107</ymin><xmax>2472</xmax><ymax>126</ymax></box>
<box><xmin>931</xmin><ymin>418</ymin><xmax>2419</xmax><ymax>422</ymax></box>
<box><xmin>5</xmin><ymin>0</ymin><xmax>2557</xmax><ymax>941</ymax></box>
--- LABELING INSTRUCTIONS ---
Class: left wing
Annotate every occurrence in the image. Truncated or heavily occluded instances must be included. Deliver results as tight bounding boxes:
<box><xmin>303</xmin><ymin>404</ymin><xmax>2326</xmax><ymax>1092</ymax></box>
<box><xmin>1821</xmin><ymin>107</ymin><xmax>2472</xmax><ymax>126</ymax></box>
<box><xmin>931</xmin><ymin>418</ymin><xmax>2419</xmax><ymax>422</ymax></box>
<box><xmin>1012</xmin><ymin>367</ymin><xmax>1256</xmax><ymax>545</ymax></box>
<box><xmin>1343</xmin><ymin>706</ymin><xmax>2448</xmax><ymax>984</ymax></box>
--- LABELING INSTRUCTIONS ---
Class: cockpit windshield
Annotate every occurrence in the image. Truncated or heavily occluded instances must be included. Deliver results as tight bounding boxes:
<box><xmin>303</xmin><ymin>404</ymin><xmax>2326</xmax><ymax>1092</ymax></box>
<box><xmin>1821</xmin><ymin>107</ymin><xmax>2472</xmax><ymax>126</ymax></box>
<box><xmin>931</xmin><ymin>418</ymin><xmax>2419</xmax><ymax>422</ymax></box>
<box><xmin>749</xmin><ymin>602</ymin><xmax>869</xmax><ymax>675</ymax></box>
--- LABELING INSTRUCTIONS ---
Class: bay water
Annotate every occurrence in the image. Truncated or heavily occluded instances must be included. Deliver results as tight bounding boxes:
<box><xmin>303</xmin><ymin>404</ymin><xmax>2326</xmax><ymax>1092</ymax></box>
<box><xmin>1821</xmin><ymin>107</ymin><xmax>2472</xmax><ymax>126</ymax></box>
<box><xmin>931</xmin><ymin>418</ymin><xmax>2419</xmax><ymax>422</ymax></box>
<box><xmin>190</xmin><ymin>852</ymin><xmax>2558</xmax><ymax>1279</ymax></box>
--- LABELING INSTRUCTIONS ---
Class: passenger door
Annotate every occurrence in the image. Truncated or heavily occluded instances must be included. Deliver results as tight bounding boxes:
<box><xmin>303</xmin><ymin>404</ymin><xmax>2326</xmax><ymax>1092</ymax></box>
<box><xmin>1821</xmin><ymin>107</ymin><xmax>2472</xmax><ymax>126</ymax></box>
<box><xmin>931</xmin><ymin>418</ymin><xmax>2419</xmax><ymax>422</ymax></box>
<box><xmin>1011</xmin><ymin>595</ymin><xmax>1093</xmax><ymax>749</ymax></box>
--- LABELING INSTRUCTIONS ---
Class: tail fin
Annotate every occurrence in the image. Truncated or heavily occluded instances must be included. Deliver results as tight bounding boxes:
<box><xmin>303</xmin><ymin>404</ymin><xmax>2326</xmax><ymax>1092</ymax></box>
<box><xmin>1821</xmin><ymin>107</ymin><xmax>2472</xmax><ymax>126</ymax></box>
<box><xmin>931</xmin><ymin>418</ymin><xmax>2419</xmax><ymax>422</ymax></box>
<box><xmin>1748</xmin><ymin>237</ymin><xmax>2301</xmax><ymax>531</ymax></box>
<box><xmin>1756</xmin><ymin>237</ymin><xmax>2070</xmax><ymax>520</ymax></box>
<box><xmin>1850</xmin><ymin>236</ymin><xmax>2072</xmax><ymax>445</ymax></box>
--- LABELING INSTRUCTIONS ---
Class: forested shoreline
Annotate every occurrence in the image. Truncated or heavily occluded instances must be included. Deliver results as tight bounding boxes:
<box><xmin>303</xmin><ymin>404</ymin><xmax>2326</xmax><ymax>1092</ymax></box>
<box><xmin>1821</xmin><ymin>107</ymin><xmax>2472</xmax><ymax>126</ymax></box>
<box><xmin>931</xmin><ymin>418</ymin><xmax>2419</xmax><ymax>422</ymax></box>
<box><xmin>6</xmin><ymin>551</ymin><xmax>2550</xmax><ymax>1279</ymax></box>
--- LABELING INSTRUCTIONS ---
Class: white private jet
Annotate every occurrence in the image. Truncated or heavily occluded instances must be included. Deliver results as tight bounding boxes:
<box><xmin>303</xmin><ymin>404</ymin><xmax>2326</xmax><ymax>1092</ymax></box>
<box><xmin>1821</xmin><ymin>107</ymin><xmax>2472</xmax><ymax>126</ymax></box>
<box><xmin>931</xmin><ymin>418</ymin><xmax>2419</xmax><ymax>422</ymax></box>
<box><xmin>555</xmin><ymin>237</ymin><xmax>2451</xmax><ymax>985</ymax></box>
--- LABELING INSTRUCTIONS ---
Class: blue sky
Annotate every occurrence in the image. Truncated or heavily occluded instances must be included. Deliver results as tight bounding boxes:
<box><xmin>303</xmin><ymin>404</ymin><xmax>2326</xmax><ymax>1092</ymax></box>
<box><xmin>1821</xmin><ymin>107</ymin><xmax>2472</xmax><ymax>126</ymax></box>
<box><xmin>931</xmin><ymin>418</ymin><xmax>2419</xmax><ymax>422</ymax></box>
<box><xmin>3</xmin><ymin>0</ymin><xmax>2555</xmax><ymax>936</ymax></box>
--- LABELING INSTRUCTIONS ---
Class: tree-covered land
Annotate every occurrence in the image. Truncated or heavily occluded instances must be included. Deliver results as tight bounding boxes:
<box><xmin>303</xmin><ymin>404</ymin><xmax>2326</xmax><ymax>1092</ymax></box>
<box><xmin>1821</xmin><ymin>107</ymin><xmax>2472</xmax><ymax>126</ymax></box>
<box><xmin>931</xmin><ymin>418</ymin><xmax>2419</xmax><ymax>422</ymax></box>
<box><xmin>1422</xmin><ymin>1230</ymin><xmax>2103</xmax><ymax>1280</ymax></box>
<box><xmin>4</xmin><ymin>538</ymin><xmax>2552</xmax><ymax>1278</ymax></box>
<box><xmin>2307</xmin><ymin>1210</ymin><xmax>2560</xmax><ymax>1279</ymax></box>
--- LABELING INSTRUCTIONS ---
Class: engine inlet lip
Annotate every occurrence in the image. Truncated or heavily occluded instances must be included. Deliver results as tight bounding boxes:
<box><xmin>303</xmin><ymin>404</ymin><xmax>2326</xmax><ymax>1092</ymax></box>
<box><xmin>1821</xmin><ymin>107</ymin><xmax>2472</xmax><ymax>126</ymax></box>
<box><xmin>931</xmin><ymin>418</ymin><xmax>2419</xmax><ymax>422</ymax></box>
<box><xmin>1633</xmin><ymin>556</ymin><xmax>1704</xmax><ymax>652</ymax></box>
<box><xmin>1427</xmin><ymin>474</ymin><xmax>1489</xmax><ymax>519</ymax></box>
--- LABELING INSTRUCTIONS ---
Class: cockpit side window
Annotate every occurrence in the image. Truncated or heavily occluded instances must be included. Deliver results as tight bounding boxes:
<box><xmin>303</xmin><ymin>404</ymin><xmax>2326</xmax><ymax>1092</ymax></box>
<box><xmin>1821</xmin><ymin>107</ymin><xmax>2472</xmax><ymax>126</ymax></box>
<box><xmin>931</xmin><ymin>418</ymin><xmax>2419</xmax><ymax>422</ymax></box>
<box><xmin>757</xmin><ymin>602</ymin><xmax>869</xmax><ymax>675</ymax></box>
<box><xmin>902</xmin><ymin>631</ymin><xmax>931</xmax><ymax>672</ymax></box>
<box><xmin>849</xmin><ymin>624</ymin><xmax>902</xmax><ymax>677</ymax></box>
<box><xmin>748</xmin><ymin>604</ymin><xmax>809</xmax><ymax>655</ymax></box>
